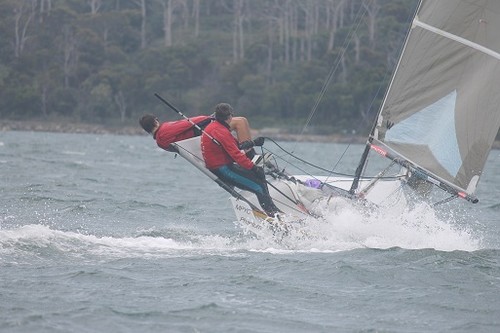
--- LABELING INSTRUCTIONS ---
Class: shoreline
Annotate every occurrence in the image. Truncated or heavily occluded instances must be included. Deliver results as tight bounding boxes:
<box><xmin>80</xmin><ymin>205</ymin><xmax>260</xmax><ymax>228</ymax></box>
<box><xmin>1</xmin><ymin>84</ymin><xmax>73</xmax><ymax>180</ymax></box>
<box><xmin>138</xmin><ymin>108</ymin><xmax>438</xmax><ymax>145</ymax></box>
<box><xmin>1</xmin><ymin>119</ymin><xmax>499</xmax><ymax>148</ymax></box>
<box><xmin>0</xmin><ymin>119</ymin><xmax>365</xmax><ymax>144</ymax></box>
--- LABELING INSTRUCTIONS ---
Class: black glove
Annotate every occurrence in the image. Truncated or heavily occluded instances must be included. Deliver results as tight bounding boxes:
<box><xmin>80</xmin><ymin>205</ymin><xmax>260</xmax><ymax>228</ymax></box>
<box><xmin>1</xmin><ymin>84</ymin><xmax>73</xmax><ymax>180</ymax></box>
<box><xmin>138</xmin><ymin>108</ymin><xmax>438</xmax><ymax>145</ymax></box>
<box><xmin>239</xmin><ymin>140</ymin><xmax>254</xmax><ymax>150</ymax></box>
<box><xmin>252</xmin><ymin>165</ymin><xmax>265</xmax><ymax>179</ymax></box>
<box><xmin>252</xmin><ymin>137</ymin><xmax>265</xmax><ymax>146</ymax></box>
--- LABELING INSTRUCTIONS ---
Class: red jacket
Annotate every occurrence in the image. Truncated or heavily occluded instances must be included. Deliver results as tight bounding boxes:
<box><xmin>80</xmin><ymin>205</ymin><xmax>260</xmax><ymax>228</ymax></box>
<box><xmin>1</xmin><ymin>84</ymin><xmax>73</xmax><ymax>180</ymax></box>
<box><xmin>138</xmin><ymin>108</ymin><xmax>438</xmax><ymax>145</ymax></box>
<box><xmin>201</xmin><ymin>120</ymin><xmax>254</xmax><ymax>170</ymax></box>
<box><xmin>155</xmin><ymin>116</ymin><xmax>211</xmax><ymax>151</ymax></box>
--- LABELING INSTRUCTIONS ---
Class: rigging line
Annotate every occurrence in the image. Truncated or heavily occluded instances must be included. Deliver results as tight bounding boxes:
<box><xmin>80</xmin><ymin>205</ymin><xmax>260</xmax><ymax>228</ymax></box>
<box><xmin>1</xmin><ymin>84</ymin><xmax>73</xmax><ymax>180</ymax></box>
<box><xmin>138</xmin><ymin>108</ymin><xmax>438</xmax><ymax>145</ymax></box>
<box><xmin>323</xmin><ymin>66</ymin><xmax>392</xmax><ymax>184</ymax></box>
<box><xmin>173</xmin><ymin>142</ymin><xmax>311</xmax><ymax>217</ymax></box>
<box><xmin>172</xmin><ymin>144</ymin><xmax>269</xmax><ymax>215</ymax></box>
<box><xmin>263</xmin><ymin>137</ymin><xmax>404</xmax><ymax>180</ymax></box>
<box><xmin>326</xmin><ymin>4</ymin><xmax>419</xmax><ymax>184</ymax></box>
<box><xmin>280</xmin><ymin>3</ymin><xmax>370</xmax><ymax>181</ymax></box>
<box><xmin>291</xmin><ymin>2</ymin><xmax>369</xmax><ymax>155</ymax></box>
<box><xmin>324</xmin><ymin>142</ymin><xmax>350</xmax><ymax>183</ymax></box>
<box><xmin>351</xmin><ymin>3</ymin><xmax>420</xmax><ymax>191</ymax></box>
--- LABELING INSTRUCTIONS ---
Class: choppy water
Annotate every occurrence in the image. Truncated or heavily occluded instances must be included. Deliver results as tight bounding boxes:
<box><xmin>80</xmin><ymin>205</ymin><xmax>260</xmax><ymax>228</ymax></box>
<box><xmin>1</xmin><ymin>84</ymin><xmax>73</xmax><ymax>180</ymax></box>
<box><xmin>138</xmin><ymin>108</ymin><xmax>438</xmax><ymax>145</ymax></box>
<box><xmin>1</xmin><ymin>131</ymin><xmax>499</xmax><ymax>333</ymax></box>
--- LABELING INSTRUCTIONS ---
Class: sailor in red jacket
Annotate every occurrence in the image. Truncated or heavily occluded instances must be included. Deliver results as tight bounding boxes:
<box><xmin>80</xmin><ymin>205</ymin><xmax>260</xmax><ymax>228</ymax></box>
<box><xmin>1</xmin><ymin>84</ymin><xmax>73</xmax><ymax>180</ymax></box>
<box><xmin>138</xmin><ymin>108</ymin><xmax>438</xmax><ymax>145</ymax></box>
<box><xmin>201</xmin><ymin>103</ymin><xmax>280</xmax><ymax>216</ymax></box>
<box><xmin>140</xmin><ymin>114</ymin><xmax>211</xmax><ymax>151</ymax></box>
<box><xmin>139</xmin><ymin>113</ymin><xmax>254</xmax><ymax>152</ymax></box>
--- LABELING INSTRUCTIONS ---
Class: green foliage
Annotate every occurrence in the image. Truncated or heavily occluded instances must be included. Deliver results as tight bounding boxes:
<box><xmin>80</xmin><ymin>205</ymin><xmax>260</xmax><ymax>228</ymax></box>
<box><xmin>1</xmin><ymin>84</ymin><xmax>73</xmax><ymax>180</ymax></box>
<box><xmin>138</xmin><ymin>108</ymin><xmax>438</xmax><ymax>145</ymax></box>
<box><xmin>0</xmin><ymin>0</ymin><xmax>421</xmax><ymax>134</ymax></box>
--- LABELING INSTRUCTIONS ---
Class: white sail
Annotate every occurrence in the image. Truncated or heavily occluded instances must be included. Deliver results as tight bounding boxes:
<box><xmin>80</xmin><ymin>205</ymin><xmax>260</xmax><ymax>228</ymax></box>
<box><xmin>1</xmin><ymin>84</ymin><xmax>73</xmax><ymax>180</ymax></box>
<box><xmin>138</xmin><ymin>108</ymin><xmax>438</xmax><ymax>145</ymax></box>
<box><xmin>166</xmin><ymin>1</ymin><xmax>500</xmax><ymax>228</ymax></box>
<box><xmin>372</xmin><ymin>0</ymin><xmax>500</xmax><ymax>197</ymax></box>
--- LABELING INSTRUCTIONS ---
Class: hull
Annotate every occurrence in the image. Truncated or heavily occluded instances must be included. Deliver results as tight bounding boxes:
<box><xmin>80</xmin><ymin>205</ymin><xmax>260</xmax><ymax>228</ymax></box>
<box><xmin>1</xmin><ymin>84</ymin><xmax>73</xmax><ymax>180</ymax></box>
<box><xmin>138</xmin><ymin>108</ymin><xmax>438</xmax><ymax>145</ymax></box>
<box><xmin>232</xmin><ymin>174</ymin><xmax>407</xmax><ymax>226</ymax></box>
<box><xmin>172</xmin><ymin>136</ymin><xmax>408</xmax><ymax>233</ymax></box>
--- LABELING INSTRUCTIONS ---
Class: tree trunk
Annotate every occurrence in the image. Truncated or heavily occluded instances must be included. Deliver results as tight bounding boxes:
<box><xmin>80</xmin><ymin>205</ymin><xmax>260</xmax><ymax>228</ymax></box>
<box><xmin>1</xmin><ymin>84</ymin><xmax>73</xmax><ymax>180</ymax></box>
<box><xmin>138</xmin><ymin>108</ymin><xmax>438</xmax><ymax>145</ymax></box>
<box><xmin>327</xmin><ymin>0</ymin><xmax>344</xmax><ymax>52</ymax></box>
<box><xmin>193</xmin><ymin>0</ymin><xmax>200</xmax><ymax>37</ymax></box>
<box><xmin>363</xmin><ymin>0</ymin><xmax>379</xmax><ymax>48</ymax></box>
<box><xmin>291</xmin><ymin>2</ymin><xmax>297</xmax><ymax>63</ymax></box>
<box><xmin>267</xmin><ymin>16</ymin><xmax>274</xmax><ymax>84</ymax></box>
<box><xmin>340</xmin><ymin>47</ymin><xmax>347</xmax><ymax>83</ymax></box>
<box><xmin>238</xmin><ymin>0</ymin><xmax>244</xmax><ymax>60</ymax></box>
<box><xmin>133</xmin><ymin>0</ymin><xmax>147</xmax><ymax>49</ymax></box>
<box><xmin>41</xmin><ymin>84</ymin><xmax>48</xmax><ymax>118</ymax></box>
<box><xmin>283</xmin><ymin>0</ymin><xmax>290</xmax><ymax>65</ymax></box>
<box><xmin>161</xmin><ymin>0</ymin><xmax>173</xmax><ymax>47</ymax></box>
<box><xmin>232</xmin><ymin>0</ymin><xmax>245</xmax><ymax>62</ymax></box>
<box><xmin>14</xmin><ymin>0</ymin><xmax>36</xmax><ymax>58</ymax></box>
<box><xmin>39</xmin><ymin>0</ymin><xmax>52</xmax><ymax>22</ymax></box>
<box><xmin>354</xmin><ymin>32</ymin><xmax>360</xmax><ymax>64</ymax></box>
<box><xmin>114</xmin><ymin>91</ymin><xmax>127</xmax><ymax>122</ymax></box>
<box><xmin>180</xmin><ymin>0</ymin><xmax>189</xmax><ymax>30</ymax></box>
<box><xmin>140</xmin><ymin>0</ymin><xmax>147</xmax><ymax>49</ymax></box>
<box><xmin>88</xmin><ymin>0</ymin><xmax>102</xmax><ymax>16</ymax></box>
<box><xmin>63</xmin><ymin>26</ymin><xmax>77</xmax><ymax>88</ymax></box>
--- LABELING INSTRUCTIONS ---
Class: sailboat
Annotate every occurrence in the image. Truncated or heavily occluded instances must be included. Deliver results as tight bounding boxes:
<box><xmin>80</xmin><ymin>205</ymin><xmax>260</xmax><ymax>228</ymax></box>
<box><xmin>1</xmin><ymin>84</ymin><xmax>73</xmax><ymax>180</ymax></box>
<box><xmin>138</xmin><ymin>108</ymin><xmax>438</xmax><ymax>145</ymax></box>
<box><xmin>164</xmin><ymin>0</ymin><xmax>500</xmax><ymax>233</ymax></box>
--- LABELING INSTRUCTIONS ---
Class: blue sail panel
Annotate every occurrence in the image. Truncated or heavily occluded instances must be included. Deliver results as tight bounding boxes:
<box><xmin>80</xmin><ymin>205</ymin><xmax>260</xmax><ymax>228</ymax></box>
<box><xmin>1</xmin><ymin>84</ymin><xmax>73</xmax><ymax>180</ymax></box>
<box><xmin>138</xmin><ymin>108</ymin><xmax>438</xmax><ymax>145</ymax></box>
<box><xmin>385</xmin><ymin>91</ymin><xmax>462</xmax><ymax>177</ymax></box>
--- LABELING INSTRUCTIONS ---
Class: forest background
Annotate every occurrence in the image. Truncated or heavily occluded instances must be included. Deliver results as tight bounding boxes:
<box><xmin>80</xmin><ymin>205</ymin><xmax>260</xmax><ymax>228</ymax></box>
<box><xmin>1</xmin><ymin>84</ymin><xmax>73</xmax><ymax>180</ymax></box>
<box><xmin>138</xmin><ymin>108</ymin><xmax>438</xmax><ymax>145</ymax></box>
<box><xmin>0</xmin><ymin>0</ymin><xmax>457</xmax><ymax>138</ymax></box>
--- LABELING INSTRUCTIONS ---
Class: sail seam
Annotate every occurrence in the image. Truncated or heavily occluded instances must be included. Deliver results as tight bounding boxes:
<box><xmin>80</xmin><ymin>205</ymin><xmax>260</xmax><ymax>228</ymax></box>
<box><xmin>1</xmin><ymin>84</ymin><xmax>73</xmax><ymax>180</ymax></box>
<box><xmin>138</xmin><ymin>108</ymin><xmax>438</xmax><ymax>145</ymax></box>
<box><xmin>414</xmin><ymin>18</ymin><xmax>500</xmax><ymax>61</ymax></box>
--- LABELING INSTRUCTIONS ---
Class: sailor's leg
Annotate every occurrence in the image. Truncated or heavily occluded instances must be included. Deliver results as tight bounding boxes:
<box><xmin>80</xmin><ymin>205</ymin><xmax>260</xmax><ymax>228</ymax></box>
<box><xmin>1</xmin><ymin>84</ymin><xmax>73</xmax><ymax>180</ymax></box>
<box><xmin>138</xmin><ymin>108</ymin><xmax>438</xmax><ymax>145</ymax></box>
<box><xmin>213</xmin><ymin>164</ymin><xmax>279</xmax><ymax>216</ymax></box>
<box><xmin>229</xmin><ymin>116</ymin><xmax>252</xmax><ymax>142</ymax></box>
<box><xmin>229</xmin><ymin>116</ymin><xmax>257</xmax><ymax>158</ymax></box>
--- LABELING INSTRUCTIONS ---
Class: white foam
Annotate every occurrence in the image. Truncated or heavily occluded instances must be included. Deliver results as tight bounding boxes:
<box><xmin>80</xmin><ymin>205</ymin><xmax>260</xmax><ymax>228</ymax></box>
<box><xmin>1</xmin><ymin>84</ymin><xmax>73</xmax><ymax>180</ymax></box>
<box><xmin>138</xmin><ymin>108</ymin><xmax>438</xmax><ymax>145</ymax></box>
<box><xmin>296</xmin><ymin>198</ymin><xmax>481</xmax><ymax>252</ymax></box>
<box><xmin>62</xmin><ymin>151</ymin><xmax>86</xmax><ymax>156</ymax></box>
<box><xmin>0</xmin><ymin>225</ymin><xmax>204</xmax><ymax>258</ymax></box>
<box><xmin>0</xmin><ymin>199</ymin><xmax>482</xmax><ymax>260</ymax></box>
<box><xmin>234</xmin><ymin>196</ymin><xmax>482</xmax><ymax>252</ymax></box>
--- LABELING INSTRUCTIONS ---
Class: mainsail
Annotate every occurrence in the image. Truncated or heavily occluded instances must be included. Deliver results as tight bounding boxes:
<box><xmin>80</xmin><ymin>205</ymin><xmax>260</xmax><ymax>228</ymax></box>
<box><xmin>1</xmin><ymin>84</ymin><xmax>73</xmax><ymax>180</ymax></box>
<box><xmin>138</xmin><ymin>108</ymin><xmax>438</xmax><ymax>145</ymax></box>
<box><xmin>368</xmin><ymin>0</ymin><xmax>500</xmax><ymax>201</ymax></box>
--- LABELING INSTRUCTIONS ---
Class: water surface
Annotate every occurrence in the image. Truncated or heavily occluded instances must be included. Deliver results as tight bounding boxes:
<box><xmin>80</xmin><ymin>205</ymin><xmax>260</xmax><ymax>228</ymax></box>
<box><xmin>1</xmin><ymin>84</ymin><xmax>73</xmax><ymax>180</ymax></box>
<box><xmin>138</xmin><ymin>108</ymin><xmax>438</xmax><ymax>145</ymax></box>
<box><xmin>1</xmin><ymin>131</ymin><xmax>499</xmax><ymax>332</ymax></box>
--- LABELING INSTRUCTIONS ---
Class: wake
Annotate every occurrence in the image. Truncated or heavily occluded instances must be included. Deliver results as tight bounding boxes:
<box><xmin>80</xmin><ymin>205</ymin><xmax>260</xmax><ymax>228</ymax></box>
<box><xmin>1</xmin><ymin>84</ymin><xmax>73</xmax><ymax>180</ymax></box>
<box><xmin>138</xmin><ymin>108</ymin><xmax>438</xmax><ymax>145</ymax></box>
<box><xmin>0</xmin><ymin>201</ymin><xmax>482</xmax><ymax>261</ymax></box>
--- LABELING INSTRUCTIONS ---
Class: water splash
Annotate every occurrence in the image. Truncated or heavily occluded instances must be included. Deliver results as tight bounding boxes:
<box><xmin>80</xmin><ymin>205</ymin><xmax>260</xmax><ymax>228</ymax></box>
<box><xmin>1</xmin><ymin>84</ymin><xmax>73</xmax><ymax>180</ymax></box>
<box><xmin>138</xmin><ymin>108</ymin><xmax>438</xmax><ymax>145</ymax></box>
<box><xmin>234</xmin><ymin>196</ymin><xmax>483</xmax><ymax>252</ymax></box>
<box><xmin>0</xmin><ymin>198</ymin><xmax>483</xmax><ymax>262</ymax></box>
<box><xmin>265</xmin><ymin>197</ymin><xmax>480</xmax><ymax>251</ymax></box>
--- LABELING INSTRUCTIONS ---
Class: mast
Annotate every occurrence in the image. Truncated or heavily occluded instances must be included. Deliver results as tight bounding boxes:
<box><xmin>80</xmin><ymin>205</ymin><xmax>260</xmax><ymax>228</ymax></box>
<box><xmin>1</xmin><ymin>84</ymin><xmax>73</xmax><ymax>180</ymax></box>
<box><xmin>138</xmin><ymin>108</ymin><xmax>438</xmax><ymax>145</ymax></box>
<box><xmin>353</xmin><ymin>0</ymin><xmax>500</xmax><ymax>202</ymax></box>
<box><xmin>349</xmin><ymin>1</ymin><xmax>422</xmax><ymax>195</ymax></box>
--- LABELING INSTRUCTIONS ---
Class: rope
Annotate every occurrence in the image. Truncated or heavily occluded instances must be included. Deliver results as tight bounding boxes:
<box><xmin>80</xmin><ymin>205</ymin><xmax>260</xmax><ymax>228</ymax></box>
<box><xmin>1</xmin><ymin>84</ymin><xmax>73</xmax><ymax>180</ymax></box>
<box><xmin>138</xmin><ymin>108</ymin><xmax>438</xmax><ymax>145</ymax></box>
<box><xmin>263</xmin><ymin>137</ymin><xmax>405</xmax><ymax>181</ymax></box>
<box><xmin>292</xmin><ymin>3</ymin><xmax>369</xmax><ymax>152</ymax></box>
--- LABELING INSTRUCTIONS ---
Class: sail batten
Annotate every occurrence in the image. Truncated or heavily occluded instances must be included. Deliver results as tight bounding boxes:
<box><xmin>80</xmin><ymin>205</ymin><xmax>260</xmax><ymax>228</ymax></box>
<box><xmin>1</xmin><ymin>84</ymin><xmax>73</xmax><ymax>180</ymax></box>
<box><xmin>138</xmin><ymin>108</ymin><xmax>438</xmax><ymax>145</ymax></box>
<box><xmin>413</xmin><ymin>18</ymin><xmax>500</xmax><ymax>61</ymax></box>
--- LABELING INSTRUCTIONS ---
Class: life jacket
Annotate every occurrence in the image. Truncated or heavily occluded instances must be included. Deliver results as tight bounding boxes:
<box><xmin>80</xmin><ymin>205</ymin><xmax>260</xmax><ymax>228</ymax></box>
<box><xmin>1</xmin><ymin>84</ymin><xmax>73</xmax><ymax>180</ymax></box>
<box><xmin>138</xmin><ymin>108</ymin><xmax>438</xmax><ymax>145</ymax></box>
<box><xmin>155</xmin><ymin>115</ymin><xmax>212</xmax><ymax>151</ymax></box>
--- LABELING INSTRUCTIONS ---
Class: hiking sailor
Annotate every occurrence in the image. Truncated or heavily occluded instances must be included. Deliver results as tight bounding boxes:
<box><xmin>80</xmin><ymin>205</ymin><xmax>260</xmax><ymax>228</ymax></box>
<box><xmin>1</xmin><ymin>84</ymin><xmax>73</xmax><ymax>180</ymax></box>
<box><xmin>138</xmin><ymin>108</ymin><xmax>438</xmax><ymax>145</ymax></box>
<box><xmin>139</xmin><ymin>113</ymin><xmax>257</xmax><ymax>156</ymax></box>
<box><xmin>201</xmin><ymin>103</ymin><xmax>281</xmax><ymax>217</ymax></box>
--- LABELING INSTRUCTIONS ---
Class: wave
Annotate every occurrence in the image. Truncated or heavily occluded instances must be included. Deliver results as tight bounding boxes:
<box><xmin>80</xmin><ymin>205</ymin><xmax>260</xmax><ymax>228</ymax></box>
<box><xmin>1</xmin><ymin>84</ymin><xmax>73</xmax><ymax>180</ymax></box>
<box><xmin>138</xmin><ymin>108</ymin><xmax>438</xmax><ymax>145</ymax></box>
<box><xmin>0</xmin><ymin>224</ymin><xmax>269</xmax><ymax>262</ymax></box>
<box><xmin>61</xmin><ymin>150</ymin><xmax>86</xmax><ymax>156</ymax></box>
<box><xmin>0</xmin><ymin>199</ymin><xmax>486</xmax><ymax>261</ymax></box>
<box><xmin>486</xmin><ymin>202</ymin><xmax>500</xmax><ymax>210</ymax></box>
<box><xmin>0</xmin><ymin>225</ymin><xmax>220</xmax><ymax>260</ymax></box>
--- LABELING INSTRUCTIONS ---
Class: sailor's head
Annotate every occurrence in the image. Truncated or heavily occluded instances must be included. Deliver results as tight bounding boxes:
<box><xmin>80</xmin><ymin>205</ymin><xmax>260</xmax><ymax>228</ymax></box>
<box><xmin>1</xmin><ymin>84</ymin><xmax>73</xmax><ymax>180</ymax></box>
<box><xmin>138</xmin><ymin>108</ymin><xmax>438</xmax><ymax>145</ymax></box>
<box><xmin>139</xmin><ymin>114</ymin><xmax>159</xmax><ymax>135</ymax></box>
<box><xmin>214</xmin><ymin>103</ymin><xmax>234</xmax><ymax>122</ymax></box>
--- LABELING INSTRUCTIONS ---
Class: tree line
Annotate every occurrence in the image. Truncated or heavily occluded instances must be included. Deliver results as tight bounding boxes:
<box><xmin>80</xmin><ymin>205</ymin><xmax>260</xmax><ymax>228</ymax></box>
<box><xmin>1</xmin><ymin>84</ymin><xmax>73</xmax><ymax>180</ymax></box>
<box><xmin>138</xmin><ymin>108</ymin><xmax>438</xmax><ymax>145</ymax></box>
<box><xmin>0</xmin><ymin>0</ymin><xmax>418</xmax><ymax>134</ymax></box>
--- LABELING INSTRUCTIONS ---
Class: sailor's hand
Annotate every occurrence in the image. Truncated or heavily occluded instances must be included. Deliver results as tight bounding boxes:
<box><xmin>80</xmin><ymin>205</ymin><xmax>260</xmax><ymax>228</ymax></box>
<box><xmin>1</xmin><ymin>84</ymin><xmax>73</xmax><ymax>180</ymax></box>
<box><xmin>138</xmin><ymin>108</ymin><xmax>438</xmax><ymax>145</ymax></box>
<box><xmin>253</xmin><ymin>137</ymin><xmax>265</xmax><ymax>146</ymax></box>
<box><xmin>239</xmin><ymin>140</ymin><xmax>254</xmax><ymax>150</ymax></box>
<box><xmin>252</xmin><ymin>165</ymin><xmax>265</xmax><ymax>179</ymax></box>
